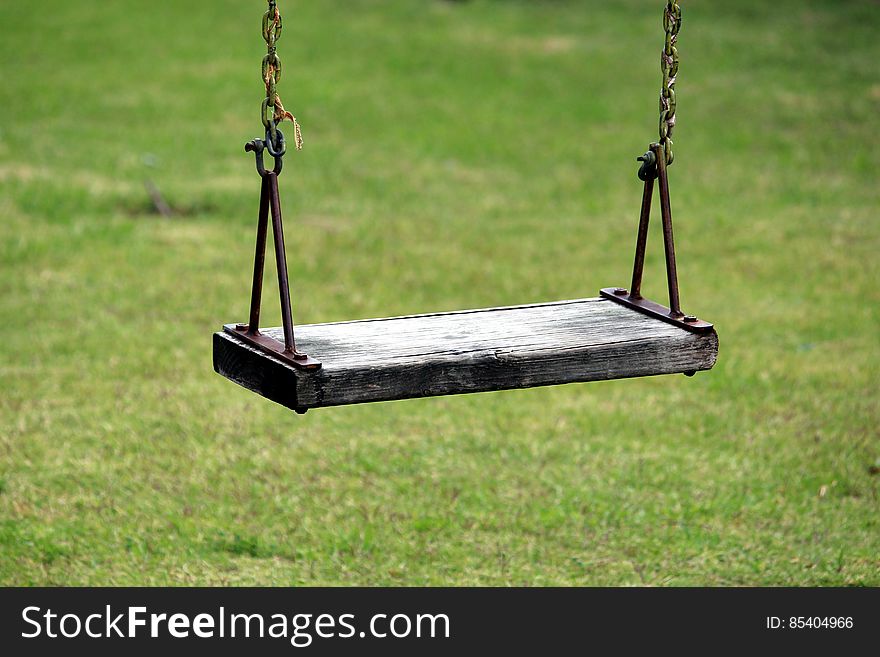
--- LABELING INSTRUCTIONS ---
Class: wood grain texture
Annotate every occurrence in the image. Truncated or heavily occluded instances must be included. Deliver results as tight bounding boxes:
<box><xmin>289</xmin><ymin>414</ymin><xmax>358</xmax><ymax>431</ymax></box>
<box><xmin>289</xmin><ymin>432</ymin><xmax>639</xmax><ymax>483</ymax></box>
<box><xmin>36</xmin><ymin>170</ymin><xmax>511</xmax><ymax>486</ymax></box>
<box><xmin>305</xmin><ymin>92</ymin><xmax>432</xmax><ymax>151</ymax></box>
<box><xmin>213</xmin><ymin>297</ymin><xmax>719</xmax><ymax>411</ymax></box>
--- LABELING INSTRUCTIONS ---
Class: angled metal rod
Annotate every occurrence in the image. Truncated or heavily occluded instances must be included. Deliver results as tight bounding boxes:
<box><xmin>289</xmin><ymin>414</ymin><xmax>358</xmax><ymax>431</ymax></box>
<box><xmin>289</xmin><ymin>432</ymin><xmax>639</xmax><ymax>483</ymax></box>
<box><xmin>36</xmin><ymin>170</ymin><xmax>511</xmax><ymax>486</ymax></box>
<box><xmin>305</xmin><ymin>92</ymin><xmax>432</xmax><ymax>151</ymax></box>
<box><xmin>654</xmin><ymin>144</ymin><xmax>683</xmax><ymax>318</ymax></box>
<box><xmin>246</xmin><ymin>175</ymin><xmax>271</xmax><ymax>336</ymax></box>
<box><xmin>266</xmin><ymin>171</ymin><xmax>299</xmax><ymax>356</ymax></box>
<box><xmin>230</xmin><ymin>138</ymin><xmax>321</xmax><ymax>374</ymax></box>
<box><xmin>629</xmin><ymin>173</ymin><xmax>655</xmax><ymax>300</ymax></box>
<box><xmin>599</xmin><ymin>143</ymin><xmax>712</xmax><ymax>334</ymax></box>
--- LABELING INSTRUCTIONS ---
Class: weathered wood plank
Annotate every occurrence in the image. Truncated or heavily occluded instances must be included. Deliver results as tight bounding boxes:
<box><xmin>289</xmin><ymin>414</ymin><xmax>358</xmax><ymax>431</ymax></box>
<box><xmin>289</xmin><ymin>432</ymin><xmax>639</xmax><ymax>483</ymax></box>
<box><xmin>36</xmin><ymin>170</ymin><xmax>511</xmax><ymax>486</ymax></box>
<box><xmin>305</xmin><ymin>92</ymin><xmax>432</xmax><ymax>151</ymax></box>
<box><xmin>213</xmin><ymin>297</ymin><xmax>718</xmax><ymax>411</ymax></box>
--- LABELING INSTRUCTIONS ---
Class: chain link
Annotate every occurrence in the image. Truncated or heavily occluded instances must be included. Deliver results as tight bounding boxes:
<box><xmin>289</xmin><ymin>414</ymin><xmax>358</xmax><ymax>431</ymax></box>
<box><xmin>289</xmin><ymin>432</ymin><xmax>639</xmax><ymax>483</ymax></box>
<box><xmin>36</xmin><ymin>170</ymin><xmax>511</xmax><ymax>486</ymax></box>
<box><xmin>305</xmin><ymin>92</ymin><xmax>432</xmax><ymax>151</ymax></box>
<box><xmin>261</xmin><ymin>0</ymin><xmax>302</xmax><ymax>151</ymax></box>
<box><xmin>658</xmin><ymin>1</ymin><xmax>681</xmax><ymax>166</ymax></box>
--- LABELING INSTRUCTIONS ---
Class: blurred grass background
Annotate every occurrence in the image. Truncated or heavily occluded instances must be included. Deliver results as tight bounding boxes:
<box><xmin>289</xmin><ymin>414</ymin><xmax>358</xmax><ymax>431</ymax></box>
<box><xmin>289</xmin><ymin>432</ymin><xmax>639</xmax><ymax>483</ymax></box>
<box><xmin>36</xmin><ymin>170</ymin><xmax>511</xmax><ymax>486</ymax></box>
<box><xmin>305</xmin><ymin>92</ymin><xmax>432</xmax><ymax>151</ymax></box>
<box><xmin>0</xmin><ymin>0</ymin><xmax>878</xmax><ymax>585</ymax></box>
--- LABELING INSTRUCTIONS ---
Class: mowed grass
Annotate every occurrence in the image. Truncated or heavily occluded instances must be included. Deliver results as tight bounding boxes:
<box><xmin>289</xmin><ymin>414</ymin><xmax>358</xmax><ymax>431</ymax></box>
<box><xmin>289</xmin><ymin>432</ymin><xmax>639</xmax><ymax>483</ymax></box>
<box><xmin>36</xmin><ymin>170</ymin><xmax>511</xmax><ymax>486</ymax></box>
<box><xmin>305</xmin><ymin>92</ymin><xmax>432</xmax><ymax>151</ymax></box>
<box><xmin>0</xmin><ymin>0</ymin><xmax>878</xmax><ymax>586</ymax></box>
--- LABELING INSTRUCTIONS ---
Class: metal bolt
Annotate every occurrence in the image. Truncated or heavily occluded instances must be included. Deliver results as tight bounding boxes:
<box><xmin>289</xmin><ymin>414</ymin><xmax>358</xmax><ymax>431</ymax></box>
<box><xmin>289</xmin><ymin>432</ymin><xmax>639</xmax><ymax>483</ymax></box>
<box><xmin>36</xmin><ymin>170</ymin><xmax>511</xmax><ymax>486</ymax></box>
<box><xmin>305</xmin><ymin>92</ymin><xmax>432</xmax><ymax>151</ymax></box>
<box><xmin>683</xmin><ymin>315</ymin><xmax>697</xmax><ymax>323</ymax></box>
<box><xmin>235</xmin><ymin>323</ymin><xmax>248</xmax><ymax>331</ymax></box>
<box><xmin>614</xmin><ymin>287</ymin><xmax>628</xmax><ymax>296</ymax></box>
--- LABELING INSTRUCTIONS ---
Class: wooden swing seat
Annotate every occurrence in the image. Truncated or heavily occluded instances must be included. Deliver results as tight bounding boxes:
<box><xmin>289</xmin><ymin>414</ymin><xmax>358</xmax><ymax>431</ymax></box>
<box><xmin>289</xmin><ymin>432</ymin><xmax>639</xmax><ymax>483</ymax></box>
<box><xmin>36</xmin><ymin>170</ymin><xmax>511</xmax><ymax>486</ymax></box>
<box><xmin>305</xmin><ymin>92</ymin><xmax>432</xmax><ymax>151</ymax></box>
<box><xmin>213</xmin><ymin>2</ymin><xmax>717</xmax><ymax>414</ymax></box>
<box><xmin>213</xmin><ymin>296</ymin><xmax>718</xmax><ymax>412</ymax></box>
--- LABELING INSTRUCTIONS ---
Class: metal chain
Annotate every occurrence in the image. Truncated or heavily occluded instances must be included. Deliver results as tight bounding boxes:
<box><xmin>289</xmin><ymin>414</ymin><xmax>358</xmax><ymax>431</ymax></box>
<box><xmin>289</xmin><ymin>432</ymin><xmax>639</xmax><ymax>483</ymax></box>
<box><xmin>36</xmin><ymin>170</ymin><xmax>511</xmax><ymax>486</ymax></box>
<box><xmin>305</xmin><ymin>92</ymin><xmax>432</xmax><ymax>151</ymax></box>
<box><xmin>261</xmin><ymin>0</ymin><xmax>303</xmax><ymax>151</ymax></box>
<box><xmin>658</xmin><ymin>1</ymin><xmax>681</xmax><ymax>166</ymax></box>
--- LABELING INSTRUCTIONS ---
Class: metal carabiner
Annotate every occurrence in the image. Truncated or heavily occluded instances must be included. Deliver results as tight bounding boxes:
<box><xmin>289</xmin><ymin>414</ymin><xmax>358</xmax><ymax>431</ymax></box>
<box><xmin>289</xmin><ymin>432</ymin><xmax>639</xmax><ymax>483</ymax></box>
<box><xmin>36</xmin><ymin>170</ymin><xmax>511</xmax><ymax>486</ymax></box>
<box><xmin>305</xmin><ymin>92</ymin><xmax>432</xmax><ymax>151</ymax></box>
<box><xmin>264</xmin><ymin>127</ymin><xmax>286</xmax><ymax>158</ymax></box>
<box><xmin>245</xmin><ymin>131</ymin><xmax>284</xmax><ymax>177</ymax></box>
<box><xmin>637</xmin><ymin>148</ymin><xmax>657</xmax><ymax>181</ymax></box>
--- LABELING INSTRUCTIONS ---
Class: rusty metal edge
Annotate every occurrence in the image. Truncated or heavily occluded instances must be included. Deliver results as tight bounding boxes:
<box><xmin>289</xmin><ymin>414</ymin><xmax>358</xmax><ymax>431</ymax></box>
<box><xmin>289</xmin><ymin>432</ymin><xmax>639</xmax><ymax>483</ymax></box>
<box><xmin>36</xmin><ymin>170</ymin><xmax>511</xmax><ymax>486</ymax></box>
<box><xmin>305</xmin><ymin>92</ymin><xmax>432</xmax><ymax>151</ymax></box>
<box><xmin>599</xmin><ymin>288</ymin><xmax>714</xmax><ymax>334</ymax></box>
<box><xmin>223</xmin><ymin>324</ymin><xmax>322</xmax><ymax>371</ymax></box>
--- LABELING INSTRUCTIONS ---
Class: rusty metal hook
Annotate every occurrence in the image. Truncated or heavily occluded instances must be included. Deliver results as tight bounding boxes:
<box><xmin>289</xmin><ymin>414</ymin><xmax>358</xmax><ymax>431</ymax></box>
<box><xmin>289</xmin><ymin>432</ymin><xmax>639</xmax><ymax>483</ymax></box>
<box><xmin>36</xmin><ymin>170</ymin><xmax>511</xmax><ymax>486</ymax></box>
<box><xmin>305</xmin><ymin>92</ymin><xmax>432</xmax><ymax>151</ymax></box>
<box><xmin>245</xmin><ymin>133</ymin><xmax>284</xmax><ymax>177</ymax></box>
<box><xmin>637</xmin><ymin>149</ymin><xmax>657</xmax><ymax>181</ymax></box>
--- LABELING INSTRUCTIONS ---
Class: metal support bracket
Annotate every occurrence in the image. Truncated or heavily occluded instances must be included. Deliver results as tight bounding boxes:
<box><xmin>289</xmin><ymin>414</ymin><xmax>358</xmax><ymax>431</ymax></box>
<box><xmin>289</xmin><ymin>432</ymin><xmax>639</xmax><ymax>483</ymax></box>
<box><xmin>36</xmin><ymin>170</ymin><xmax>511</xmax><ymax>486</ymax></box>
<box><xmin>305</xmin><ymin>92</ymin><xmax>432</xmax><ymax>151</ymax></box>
<box><xmin>599</xmin><ymin>288</ymin><xmax>712</xmax><ymax>333</ymax></box>
<box><xmin>602</xmin><ymin>143</ymin><xmax>713</xmax><ymax>335</ymax></box>
<box><xmin>224</xmin><ymin>323</ymin><xmax>321</xmax><ymax>371</ymax></box>
<box><xmin>226</xmin><ymin>135</ymin><xmax>321</xmax><ymax>372</ymax></box>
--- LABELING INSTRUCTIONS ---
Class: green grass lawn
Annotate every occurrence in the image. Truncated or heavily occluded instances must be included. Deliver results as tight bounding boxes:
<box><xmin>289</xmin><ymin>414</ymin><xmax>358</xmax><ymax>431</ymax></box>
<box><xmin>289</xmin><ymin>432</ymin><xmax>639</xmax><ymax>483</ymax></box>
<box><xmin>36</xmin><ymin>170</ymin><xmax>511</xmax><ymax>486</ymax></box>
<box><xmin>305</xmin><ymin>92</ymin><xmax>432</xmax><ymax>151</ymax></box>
<box><xmin>1</xmin><ymin>0</ymin><xmax>878</xmax><ymax>586</ymax></box>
